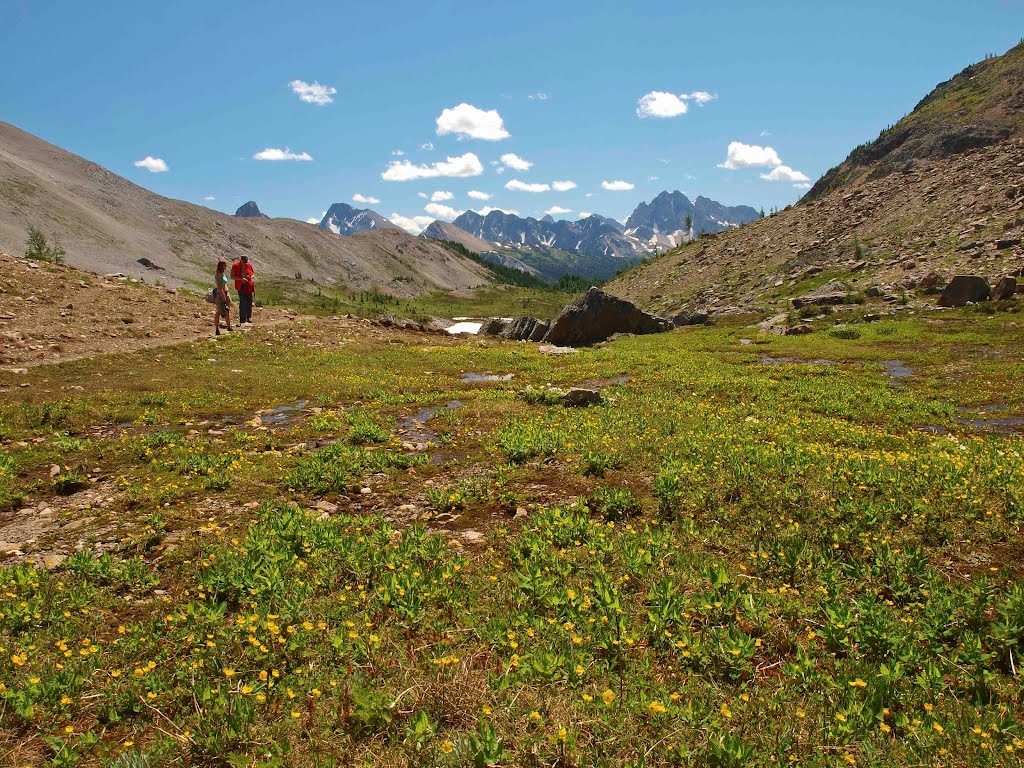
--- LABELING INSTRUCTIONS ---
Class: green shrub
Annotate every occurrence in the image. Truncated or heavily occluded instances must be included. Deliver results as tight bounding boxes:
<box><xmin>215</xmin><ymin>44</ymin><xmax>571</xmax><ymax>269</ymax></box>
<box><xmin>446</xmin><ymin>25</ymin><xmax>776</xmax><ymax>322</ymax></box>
<box><xmin>828</xmin><ymin>325</ymin><xmax>861</xmax><ymax>340</ymax></box>
<box><xmin>53</xmin><ymin>470</ymin><xmax>87</xmax><ymax>496</ymax></box>
<box><xmin>589</xmin><ymin>486</ymin><xmax>642</xmax><ymax>521</ymax></box>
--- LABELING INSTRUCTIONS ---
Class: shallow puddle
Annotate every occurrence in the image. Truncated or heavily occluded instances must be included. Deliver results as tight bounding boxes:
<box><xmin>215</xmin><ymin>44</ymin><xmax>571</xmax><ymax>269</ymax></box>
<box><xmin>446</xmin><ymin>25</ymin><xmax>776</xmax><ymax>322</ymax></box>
<box><xmin>398</xmin><ymin>400</ymin><xmax>463</xmax><ymax>445</ymax></box>
<box><xmin>955</xmin><ymin>416</ymin><xmax>1024</xmax><ymax>434</ymax></box>
<box><xmin>261</xmin><ymin>400</ymin><xmax>309</xmax><ymax>426</ymax></box>
<box><xmin>880</xmin><ymin>360</ymin><xmax>913</xmax><ymax>379</ymax></box>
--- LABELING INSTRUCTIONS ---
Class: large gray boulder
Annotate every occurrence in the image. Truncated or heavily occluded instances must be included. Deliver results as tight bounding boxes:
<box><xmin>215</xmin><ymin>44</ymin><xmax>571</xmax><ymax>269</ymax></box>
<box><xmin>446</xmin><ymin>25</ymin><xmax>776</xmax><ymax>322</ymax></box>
<box><xmin>543</xmin><ymin>287</ymin><xmax>670</xmax><ymax>347</ymax></box>
<box><xmin>938</xmin><ymin>275</ymin><xmax>990</xmax><ymax>307</ymax></box>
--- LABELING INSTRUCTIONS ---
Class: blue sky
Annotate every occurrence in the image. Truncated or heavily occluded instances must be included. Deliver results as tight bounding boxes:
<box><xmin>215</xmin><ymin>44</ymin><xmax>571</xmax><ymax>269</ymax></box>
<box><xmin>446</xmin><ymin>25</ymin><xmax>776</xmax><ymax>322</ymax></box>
<box><xmin>3</xmin><ymin>0</ymin><xmax>1023</xmax><ymax>232</ymax></box>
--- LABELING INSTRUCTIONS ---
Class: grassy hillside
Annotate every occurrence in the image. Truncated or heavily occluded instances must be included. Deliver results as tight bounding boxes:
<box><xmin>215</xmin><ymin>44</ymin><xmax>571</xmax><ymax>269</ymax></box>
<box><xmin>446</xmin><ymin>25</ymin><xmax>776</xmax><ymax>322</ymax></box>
<box><xmin>608</xmin><ymin>43</ymin><xmax>1024</xmax><ymax>317</ymax></box>
<box><xmin>0</xmin><ymin>122</ymin><xmax>493</xmax><ymax>295</ymax></box>
<box><xmin>806</xmin><ymin>41</ymin><xmax>1024</xmax><ymax>200</ymax></box>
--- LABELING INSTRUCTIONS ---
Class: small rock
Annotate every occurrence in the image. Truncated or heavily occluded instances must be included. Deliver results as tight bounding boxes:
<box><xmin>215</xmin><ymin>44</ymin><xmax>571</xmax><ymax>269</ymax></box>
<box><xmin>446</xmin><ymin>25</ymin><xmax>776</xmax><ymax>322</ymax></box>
<box><xmin>360</xmin><ymin>487</ymin><xmax>372</xmax><ymax>495</ymax></box>
<box><xmin>561</xmin><ymin>387</ymin><xmax>602</xmax><ymax>407</ymax></box>
<box><xmin>991</xmin><ymin>276</ymin><xmax>1017</xmax><ymax>301</ymax></box>
<box><xmin>460</xmin><ymin>530</ymin><xmax>486</xmax><ymax>544</ymax></box>
<box><xmin>49</xmin><ymin>464</ymin><xmax>61</xmax><ymax>477</ymax></box>
<box><xmin>785</xmin><ymin>324</ymin><xmax>814</xmax><ymax>336</ymax></box>
<box><xmin>314</xmin><ymin>500</ymin><xmax>339</xmax><ymax>514</ymax></box>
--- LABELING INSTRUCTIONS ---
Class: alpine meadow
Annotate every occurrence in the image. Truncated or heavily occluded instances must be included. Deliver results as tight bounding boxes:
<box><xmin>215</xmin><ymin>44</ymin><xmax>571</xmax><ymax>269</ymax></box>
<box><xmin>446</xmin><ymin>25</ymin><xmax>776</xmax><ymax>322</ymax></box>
<box><xmin>1</xmin><ymin>3</ymin><xmax>1024</xmax><ymax>767</ymax></box>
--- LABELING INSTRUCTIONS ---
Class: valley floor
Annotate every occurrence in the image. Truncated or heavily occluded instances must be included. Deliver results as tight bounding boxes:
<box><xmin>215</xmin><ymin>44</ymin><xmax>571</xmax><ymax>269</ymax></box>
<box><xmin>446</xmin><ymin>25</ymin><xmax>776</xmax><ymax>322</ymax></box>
<box><xmin>1</xmin><ymin>305</ymin><xmax>1023</xmax><ymax>767</ymax></box>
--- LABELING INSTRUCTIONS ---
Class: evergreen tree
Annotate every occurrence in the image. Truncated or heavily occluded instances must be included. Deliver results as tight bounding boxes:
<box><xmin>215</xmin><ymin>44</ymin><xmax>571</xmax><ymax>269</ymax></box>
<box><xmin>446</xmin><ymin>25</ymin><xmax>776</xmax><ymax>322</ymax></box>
<box><xmin>24</xmin><ymin>226</ymin><xmax>65</xmax><ymax>263</ymax></box>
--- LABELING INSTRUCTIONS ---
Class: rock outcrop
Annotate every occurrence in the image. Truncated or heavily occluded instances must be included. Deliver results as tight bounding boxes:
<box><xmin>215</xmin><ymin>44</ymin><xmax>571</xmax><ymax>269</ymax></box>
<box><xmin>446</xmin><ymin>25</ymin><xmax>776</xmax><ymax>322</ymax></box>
<box><xmin>543</xmin><ymin>287</ymin><xmax>670</xmax><ymax>347</ymax></box>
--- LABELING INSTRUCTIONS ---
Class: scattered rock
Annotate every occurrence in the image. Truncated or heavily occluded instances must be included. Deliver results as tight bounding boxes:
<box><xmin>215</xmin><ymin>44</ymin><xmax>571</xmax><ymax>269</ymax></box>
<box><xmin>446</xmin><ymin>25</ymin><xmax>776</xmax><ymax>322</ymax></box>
<box><xmin>543</xmin><ymin>287</ymin><xmax>670</xmax><ymax>347</ymax></box>
<box><xmin>938</xmin><ymin>275</ymin><xmax>991</xmax><ymax>307</ymax></box>
<box><xmin>314</xmin><ymin>500</ymin><xmax>339</xmax><ymax>514</ymax></box>
<box><xmin>537</xmin><ymin>344</ymin><xmax>577</xmax><ymax>355</ymax></box>
<box><xmin>758</xmin><ymin>314</ymin><xmax>790</xmax><ymax>334</ymax></box>
<box><xmin>785</xmin><ymin>324</ymin><xmax>814</xmax><ymax>336</ymax></box>
<box><xmin>791</xmin><ymin>280</ymin><xmax>853</xmax><ymax>309</ymax></box>
<box><xmin>918</xmin><ymin>272</ymin><xmax>942</xmax><ymax>292</ymax></box>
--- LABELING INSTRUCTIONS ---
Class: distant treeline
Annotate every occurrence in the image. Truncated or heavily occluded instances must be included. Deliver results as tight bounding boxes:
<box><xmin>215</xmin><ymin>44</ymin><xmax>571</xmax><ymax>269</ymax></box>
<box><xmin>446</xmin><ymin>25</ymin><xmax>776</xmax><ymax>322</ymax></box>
<box><xmin>440</xmin><ymin>240</ymin><xmax>598</xmax><ymax>292</ymax></box>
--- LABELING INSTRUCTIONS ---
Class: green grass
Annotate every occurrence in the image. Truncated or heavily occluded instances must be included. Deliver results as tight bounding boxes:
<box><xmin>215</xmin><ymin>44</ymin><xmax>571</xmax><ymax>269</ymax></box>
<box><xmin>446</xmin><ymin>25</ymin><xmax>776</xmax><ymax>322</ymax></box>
<box><xmin>0</xmin><ymin>309</ymin><xmax>1023</xmax><ymax>766</ymax></box>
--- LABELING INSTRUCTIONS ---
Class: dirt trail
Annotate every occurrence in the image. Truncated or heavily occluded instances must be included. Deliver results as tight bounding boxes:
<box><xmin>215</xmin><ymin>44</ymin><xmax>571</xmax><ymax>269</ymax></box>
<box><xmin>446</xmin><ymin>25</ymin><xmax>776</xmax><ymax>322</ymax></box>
<box><xmin>0</xmin><ymin>251</ymin><xmax>297</xmax><ymax>368</ymax></box>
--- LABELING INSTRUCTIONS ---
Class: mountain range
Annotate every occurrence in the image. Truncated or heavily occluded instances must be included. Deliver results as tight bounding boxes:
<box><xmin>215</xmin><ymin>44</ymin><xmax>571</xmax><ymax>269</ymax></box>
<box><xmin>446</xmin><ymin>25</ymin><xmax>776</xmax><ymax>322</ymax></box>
<box><xmin>225</xmin><ymin>191</ymin><xmax>764</xmax><ymax>283</ymax></box>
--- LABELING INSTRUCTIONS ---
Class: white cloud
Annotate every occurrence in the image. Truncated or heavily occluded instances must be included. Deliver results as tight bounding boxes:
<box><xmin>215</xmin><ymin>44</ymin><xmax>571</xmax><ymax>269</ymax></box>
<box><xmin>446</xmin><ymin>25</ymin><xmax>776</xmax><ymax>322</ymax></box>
<box><xmin>552</xmin><ymin>180</ymin><xmax>577</xmax><ymax>192</ymax></box>
<box><xmin>392</xmin><ymin>149</ymin><xmax>405</xmax><ymax>156</ymax></box>
<box><xmin>352</xmin><ymin>193</ymin><xmax>380</xmax><ymax>204</ymax></box>
<box><xmin>500</xmin><ymin>152</ymin><xmax>533</xmax><ymax>171</ymax></box>
<box><xmin>305</xmin><ymin>217</ymin><xmax>320</xmax><ymax>224</ymax></box>
<box><xmin>578</xmin><ymin>211</ymin><xmax>593</xmax><ymax>218</ymax></box>
<box><xmin>134</xmin><ymin>156</ymin><xmax>168</xmax><ymax>173</ymax></box>
<box><xmin>528</xmin><ymin>92</ymin><xmax>550</xmax><ymax>101</ymax></box>
<box><xmin>420</xmin><ymin>142</ymin><xmax>434</xmax><ymax>151</ymax></box>
<box><xmin>636</xmin><ymin>90</ymin><xmax>717</xmax><ymax>119</ymax></box>
<box><xmin>602</xmin><ymin>180</ymin><xmax>634</xmax><ymax>191</ymax></box>
<box><xmin>390</xmin><ymin>213</ymin><xmax>434</xmax><ymax>235</ymax></box>
<box><xmin>417</xmin><ymin>192</ymin><xmax>428</xmax><ymax>199</ymax></box>
<box><xmin>253</xmin><ymin>147</ymin><xmax>313</xmax><ymax>162</ymax></box>
<box><xmin>381</xmin><ymin>152</ymin><xmax>484</xmax><ymax>181</ymax></box>
<box><xmin>505</xmin><ymin>179</ymin><xmax>550</xmax><ymax>193</ymax></box>
<box><xmin>648</xmin><ymin>176</ymin><xmax>660</xmax><ymax>182</ymax></box>
<box><xmin>203</xmin><ymin>195</ymin><xmax>215</xmax><ymax>201</ymax></box>
<box><xmin>430</xmin><ymin>190</ymin><xmax>454</xmax><ymax>202</ymax></box>
<box><xmin>718</xmin><ymin>141</ymin><xmax>782</xmax><ymax>170</ymax></box>
<box><xmin>545</xmin><ymin>206</ymin><xmax>572</xmax><ymax>216</ymax></box>
<box><xmin>760</xmin><ymin>165</ymin><xmax>810</xmax><ymax>183</ymax></box>
<box><xmin>657</xmin><ymin>158</ymin><xmax>672</xmax><ymax>164</ymax></box>
<box><xmin>288</xmin><ymin>79</ymin><xmax>336</xmax><ymax>106</ymax></box>
<box><xmin>436</xmin><ymin>103</ymin><xmax>510</xmax><ymax>141</ymax></box>
<box><xmin>476</xmin><ymin>206</ymin><xmax>519</xmax><ymax>216</ymax></box>
<box><xmin>424</xmin><ymin>202</ymin><xmax>463</xmax><ymax>220</ymax></box>
<box><xmin>794</xmin><ymin>182</ymin><xmax>812</xmax><ymax>190</ymax></box>
<box><xmin>685</xmin><ymin>91</ymin><xmax>717</xmax><ymax>106</ymax></box>
<box><xmin>467</xmin><ymin>190</ymin><xmax>492</xmax><ymax>200</ymax></box>
<box><xmin>637</xmin><ymin>92</ymin><xmax>689</xmax><ymax>118</ymax></box>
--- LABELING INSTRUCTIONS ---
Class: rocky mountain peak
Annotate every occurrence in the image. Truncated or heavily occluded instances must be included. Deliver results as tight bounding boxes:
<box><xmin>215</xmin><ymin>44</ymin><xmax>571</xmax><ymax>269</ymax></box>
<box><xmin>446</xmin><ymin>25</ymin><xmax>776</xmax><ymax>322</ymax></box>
<box><xmin>319</xmin><ymin>203</ymin><xmax>399</xmax><ymax>236</ymax></box>
<box><xmin>234</xmin><ymin>201</ymin><xmax>268</xmax><ymax>218</ymax></box>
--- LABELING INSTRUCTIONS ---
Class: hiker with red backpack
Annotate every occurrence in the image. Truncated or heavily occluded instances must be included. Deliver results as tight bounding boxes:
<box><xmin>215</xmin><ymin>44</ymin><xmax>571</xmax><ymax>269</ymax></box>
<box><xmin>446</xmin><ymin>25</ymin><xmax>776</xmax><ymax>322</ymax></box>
<box><xmin>231</xmin><ymin>254</ymin><xmax>255</xmax><ymax>325</ymax></box>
